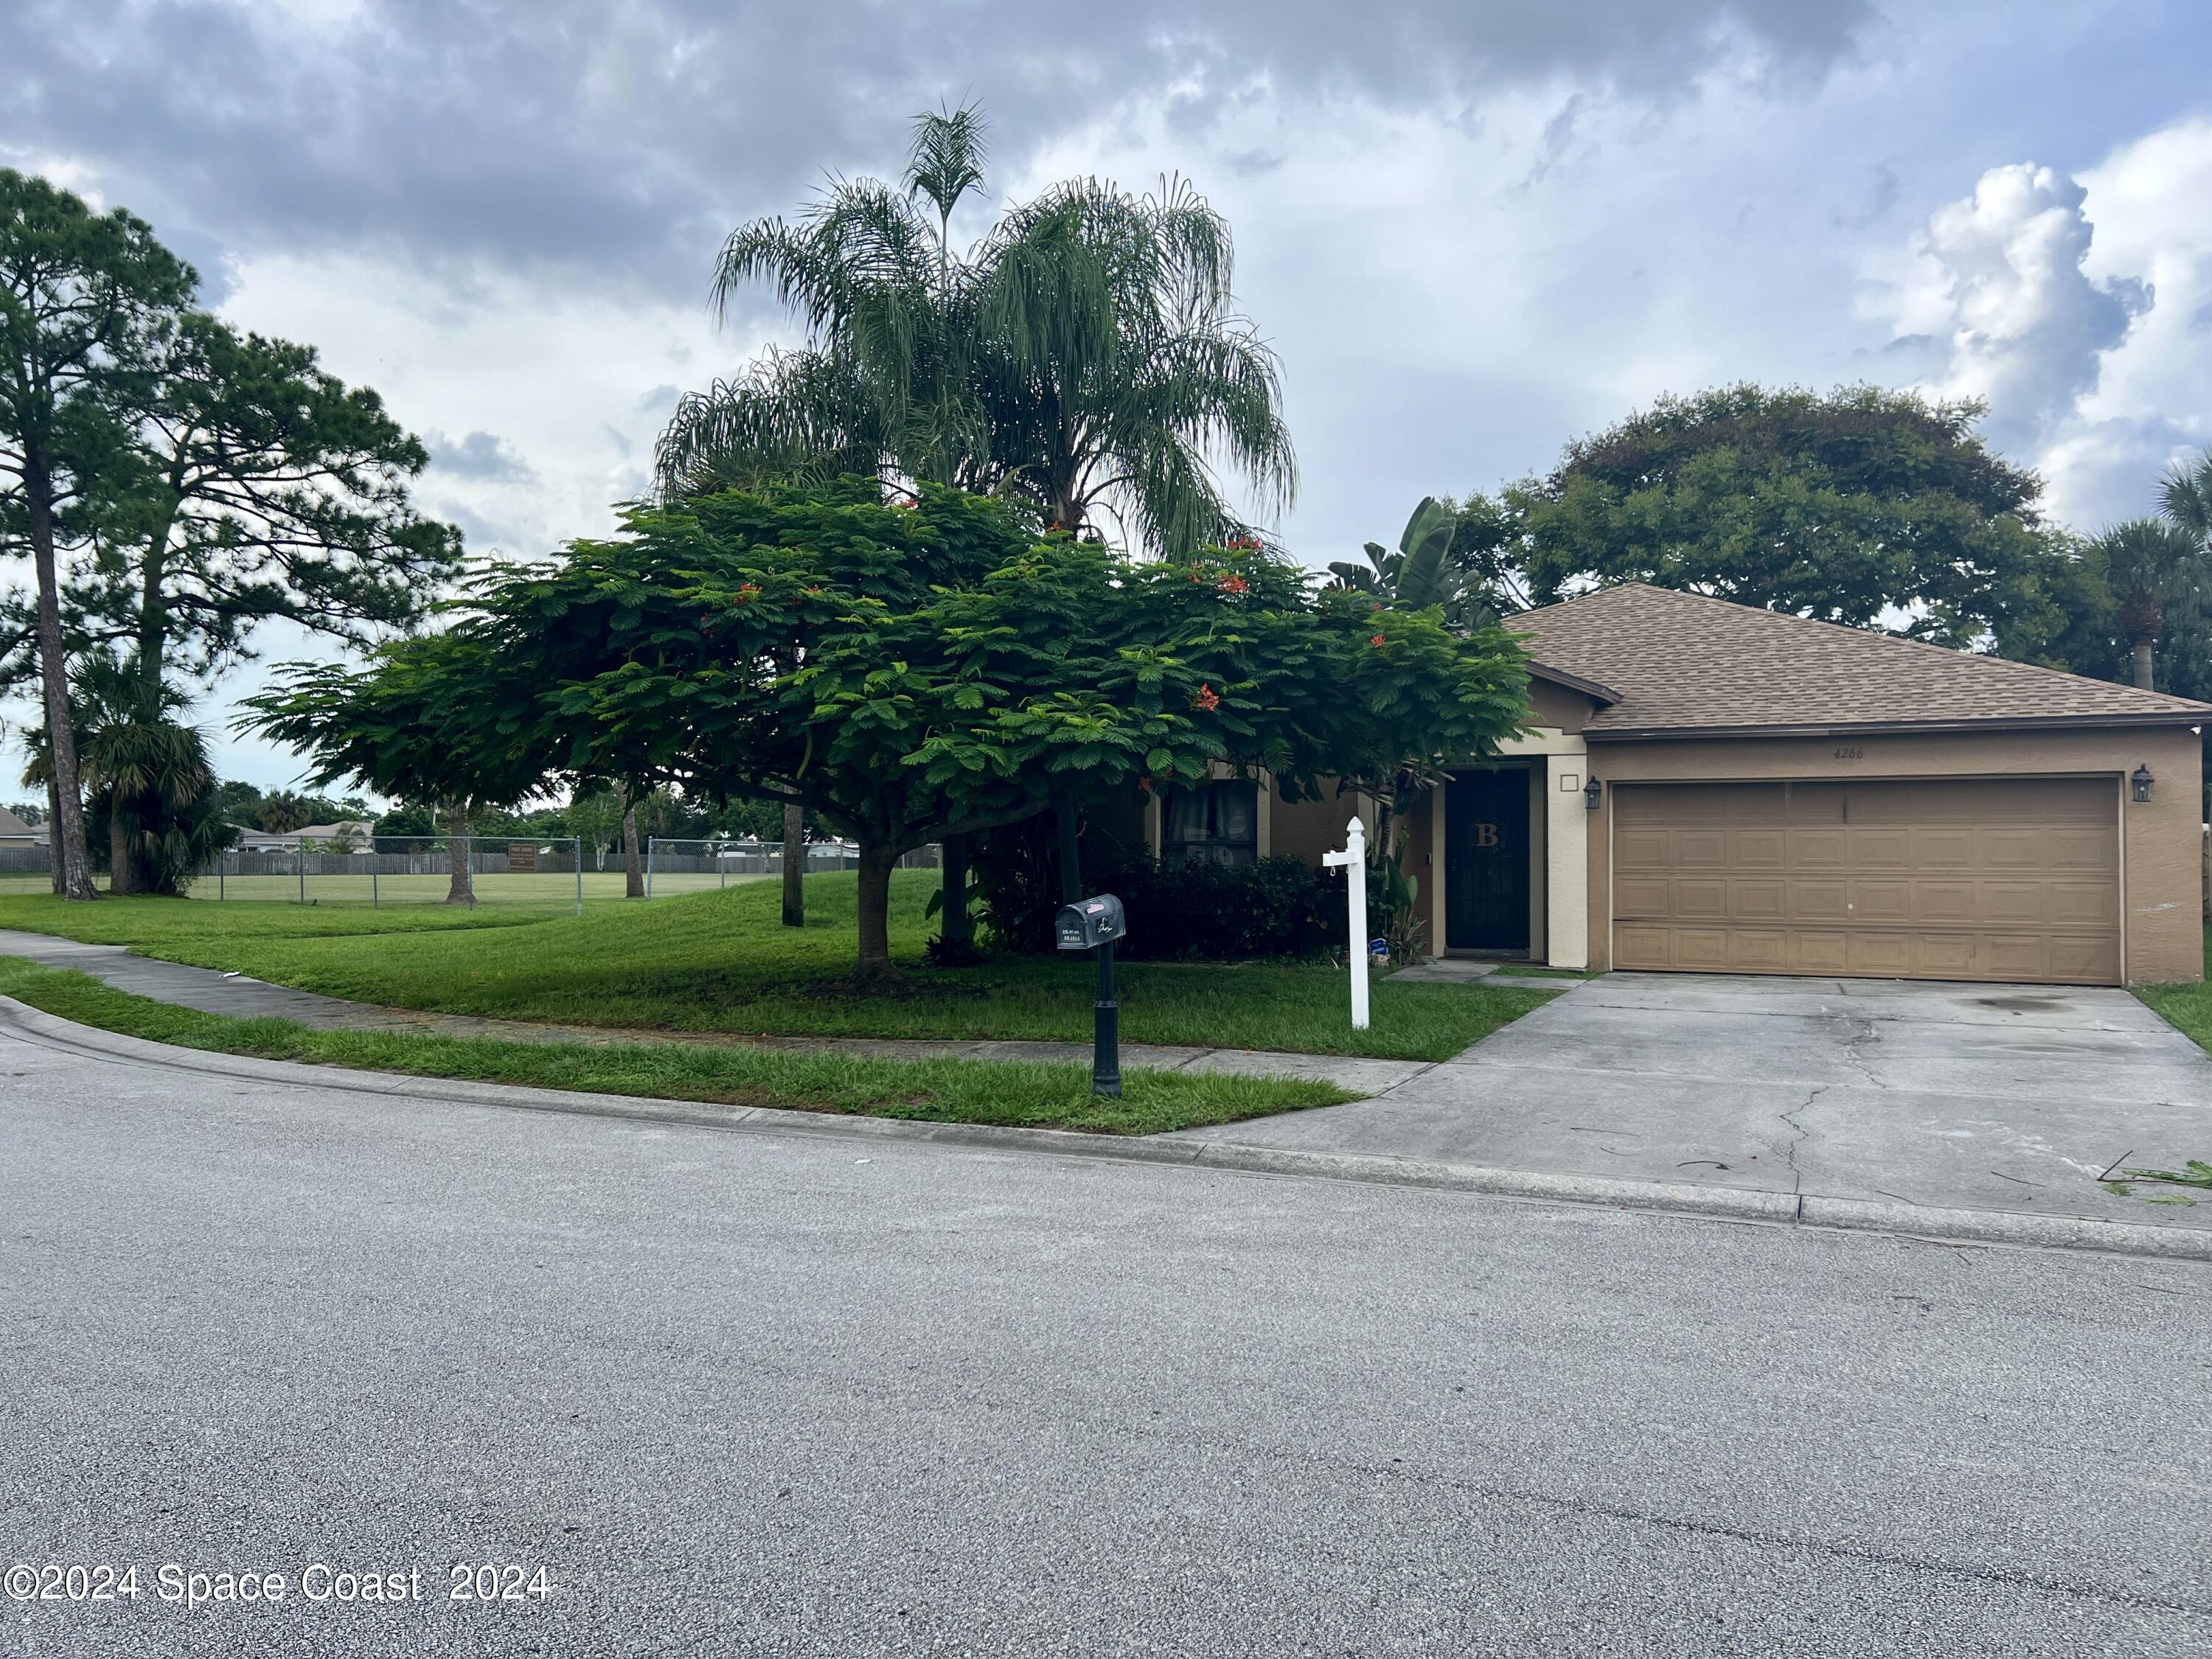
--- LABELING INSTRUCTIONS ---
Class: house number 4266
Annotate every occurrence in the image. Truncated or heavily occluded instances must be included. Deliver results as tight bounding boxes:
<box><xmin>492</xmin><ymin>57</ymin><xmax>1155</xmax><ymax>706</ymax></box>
<box><xmin>1832</xmin><ymin>745</ymin><xmax>1865</xmax><ymax>761</ymax></box>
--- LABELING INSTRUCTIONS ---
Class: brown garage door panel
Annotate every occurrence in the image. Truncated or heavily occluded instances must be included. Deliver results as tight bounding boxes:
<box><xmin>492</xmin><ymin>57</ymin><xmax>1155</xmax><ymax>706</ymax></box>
<box><xmin>1613</xmin><ymin>779</ymin><xmax>2121</xmax><ymax>986</ymax></box>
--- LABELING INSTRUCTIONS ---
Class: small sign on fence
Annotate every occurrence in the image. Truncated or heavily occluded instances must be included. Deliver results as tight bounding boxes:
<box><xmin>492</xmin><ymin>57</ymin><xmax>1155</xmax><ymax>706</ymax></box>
<box><xmin>509</xmin><ymin>841</ymin><xmax>538</xmax><ymax>872</ymax></box>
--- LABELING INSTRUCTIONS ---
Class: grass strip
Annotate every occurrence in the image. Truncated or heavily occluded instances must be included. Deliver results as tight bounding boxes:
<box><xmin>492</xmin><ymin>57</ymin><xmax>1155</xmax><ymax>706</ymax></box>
<box><xmin>0</xmin><ymin>957</ymin><xmax>1357</xmax><ymax>1136</ymax></box>
<box><xmin>2134</xmin><ymin>927</ymin><xmax>2212</xmax><ymax>1059</ymax></box>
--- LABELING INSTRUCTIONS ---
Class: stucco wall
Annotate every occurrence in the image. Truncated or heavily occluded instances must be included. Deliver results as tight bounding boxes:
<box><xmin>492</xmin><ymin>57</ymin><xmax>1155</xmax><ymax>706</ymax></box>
<box><xmin>1270</xmin><ymin>780</ymin><xmax>1359</xmax><ymax>866</ymax></box>
<box><xmin>1582</xmin><ymin>726</ymin><xmax>2204</xmax><ymax>984</ymax></box>
<box><xmin>1526</xmin><ymin>678</ymin><xmax>1594</xmax><ymax>734</ymax></box>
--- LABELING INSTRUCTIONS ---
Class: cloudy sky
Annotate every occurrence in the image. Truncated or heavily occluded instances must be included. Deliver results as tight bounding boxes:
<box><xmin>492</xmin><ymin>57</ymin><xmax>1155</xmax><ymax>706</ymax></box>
<box><xmin>5</xmin><ymin>0</ymin><xmax>2211</xmax><ymax>790</ymax></box>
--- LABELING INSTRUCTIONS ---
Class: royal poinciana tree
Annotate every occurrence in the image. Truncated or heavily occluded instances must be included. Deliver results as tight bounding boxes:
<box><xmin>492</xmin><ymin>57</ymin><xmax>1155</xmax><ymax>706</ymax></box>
<box><xmin>248</xmin><ymin>484</ymin><xmax>1526</xmax><ymax>977</ymax></box>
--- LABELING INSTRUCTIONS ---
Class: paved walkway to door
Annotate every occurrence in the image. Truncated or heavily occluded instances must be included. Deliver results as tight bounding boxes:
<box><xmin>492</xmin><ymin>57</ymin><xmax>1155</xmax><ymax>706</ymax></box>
<box><xmin>1169</xmin><ymin>972</ymin><xmax>2212</xmax><ymax>1230</ymax></box>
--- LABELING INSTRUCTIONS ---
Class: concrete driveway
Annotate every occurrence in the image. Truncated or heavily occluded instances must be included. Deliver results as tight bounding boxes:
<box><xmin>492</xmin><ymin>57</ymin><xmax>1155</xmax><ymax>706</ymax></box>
<box><xmin>1172</xmin><ymin>973</ymin><xmax>2212</xmax><ymax>1228</ymax></box>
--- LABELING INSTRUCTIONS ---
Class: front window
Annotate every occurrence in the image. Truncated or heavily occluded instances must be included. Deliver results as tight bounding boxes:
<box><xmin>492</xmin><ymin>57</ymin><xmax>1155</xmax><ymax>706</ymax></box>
<box><xmin>1164</xmin><ymin>779</ymin><xmax>1257</xmax><ymax>866</ymax></box>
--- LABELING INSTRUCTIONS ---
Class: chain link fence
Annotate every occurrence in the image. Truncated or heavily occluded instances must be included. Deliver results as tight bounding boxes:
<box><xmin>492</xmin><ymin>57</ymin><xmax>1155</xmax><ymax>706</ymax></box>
<box><xmin>200</xmin><ymin>835</ymin><xmax>593</xmax><ymax>909</ymax></box>
<box><xmin>642</xmin><ymin>838</ymin><xmax>939</xmax><ymax>897</ymax></box>
<box><xmin>1</xmin><ymin>834</ymin><xmax>942</xmax><ymax>906</ymax></box>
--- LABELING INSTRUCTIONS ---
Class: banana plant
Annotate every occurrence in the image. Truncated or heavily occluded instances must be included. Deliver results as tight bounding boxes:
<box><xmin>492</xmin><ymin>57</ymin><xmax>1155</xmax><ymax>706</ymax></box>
<box><xmin>1328</xmin><ymin>496</ymin><xmax>1461</xmax><ymax>611</ymax></box>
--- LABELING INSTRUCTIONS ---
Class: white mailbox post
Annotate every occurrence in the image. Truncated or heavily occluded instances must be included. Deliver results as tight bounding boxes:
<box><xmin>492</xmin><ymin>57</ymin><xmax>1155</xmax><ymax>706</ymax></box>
<box><xmin>1321</xmin><ymin>814</ymin><xmax>1371</xmax><ymax>1030</ymax></box>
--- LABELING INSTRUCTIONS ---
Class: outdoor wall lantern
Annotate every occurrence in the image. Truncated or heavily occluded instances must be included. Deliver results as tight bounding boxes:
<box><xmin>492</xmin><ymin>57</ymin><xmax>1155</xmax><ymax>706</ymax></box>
<box><xmin>2131</xmin><ymin>764</ymin><xmax>2154</xmax><ymax>803</ymax></box>
<box><xmin>1584</xmin><ymin>776</ymin><xmax>1604</xmax><ymax>811</ymax></box>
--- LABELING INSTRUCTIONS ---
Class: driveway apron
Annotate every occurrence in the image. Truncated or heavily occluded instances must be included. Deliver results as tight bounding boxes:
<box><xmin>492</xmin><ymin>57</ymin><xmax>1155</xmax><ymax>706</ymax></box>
<box><xmin>1169</xmin><ymin>972</ymin><xmax>2212</xmax><ymax>1229</ymax></box>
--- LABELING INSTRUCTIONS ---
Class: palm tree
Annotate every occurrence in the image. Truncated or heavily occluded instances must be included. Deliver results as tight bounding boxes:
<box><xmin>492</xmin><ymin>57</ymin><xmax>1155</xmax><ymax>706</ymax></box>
<box><xmin>967</xmin><ymin>173</ymin><xmax>1295</xmax><ymax>549</ymax></box>
<box><xmin>657</xmin><ymin>347</ymin><xmax>894</xmax><ymax>499</ymax></box>
<box><xmin>657</xmin><ymin>105</ymin><xmax>1296</xmax><ymax>556</ymax></box>
<box><xmin>35</xmin><ymin>653</ymin><xmax>226</xmax><ymax>894</ymax></box>
<box><xmin>2089</xmin><ymin>518</ymin><xmax>2204</xmax><ymax>692</ymax></box>
<box><xmin>661</xmin><ymin>110</ymin><xmax>987</xmax><ymax>501</ymax></box>
<box><xmin>2161</xmin><ymin>447</ymin><xmax>2212</xmax><ymax>548</ymax></box>
<box><xmin>255</xmin><ymin>790</ymin><xmax>313</xmax><ymax>833</ymax></box>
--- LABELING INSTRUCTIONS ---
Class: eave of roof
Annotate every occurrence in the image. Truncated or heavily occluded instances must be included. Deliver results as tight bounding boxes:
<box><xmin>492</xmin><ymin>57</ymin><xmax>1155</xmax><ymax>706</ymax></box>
<box><xmin>1526</xmin><ymin>660</ymin><xmax>1620</xmax><ymax>706</ymax></box>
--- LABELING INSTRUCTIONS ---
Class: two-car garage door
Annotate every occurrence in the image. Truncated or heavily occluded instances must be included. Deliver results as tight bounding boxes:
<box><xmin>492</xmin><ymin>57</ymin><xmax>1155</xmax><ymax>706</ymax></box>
<box><xmin>1611</xmin><ymin>777</ymin><xmax>2121</xmax><ymax>985</ymax></box>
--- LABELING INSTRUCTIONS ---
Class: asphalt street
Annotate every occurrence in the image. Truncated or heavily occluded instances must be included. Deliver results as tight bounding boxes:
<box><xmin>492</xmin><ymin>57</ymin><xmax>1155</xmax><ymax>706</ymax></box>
<box><xmin>4</xmin><ymin>1022</ymin><xmax>2209</xmax><ymax>1657</ymax></box>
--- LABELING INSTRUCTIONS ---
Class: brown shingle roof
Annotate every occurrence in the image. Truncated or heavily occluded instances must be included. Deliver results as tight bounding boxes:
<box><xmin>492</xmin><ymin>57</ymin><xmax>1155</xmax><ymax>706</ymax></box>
<box><xmin>1509</xmin><ymin>583</ymin><xmax>2212</xmax><ymax>738</ymax></box>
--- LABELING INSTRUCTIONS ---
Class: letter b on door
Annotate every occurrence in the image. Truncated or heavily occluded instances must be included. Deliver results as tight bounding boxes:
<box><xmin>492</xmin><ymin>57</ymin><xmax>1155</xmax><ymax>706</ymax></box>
<box><xmin>1473</xmin><ymin>821</ymin><xmax>1499</xmax><ymax>849</ymax></box>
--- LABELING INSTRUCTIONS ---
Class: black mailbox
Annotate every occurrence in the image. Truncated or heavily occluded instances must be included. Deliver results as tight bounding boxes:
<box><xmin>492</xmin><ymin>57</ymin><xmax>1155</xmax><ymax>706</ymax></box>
<box><xmin>1056</xmin><ymin>894</ymin><xmax>1127</xmax><ymax>1097</ymax></box>
<box><xmin>1055</xmin><ymin>894</ymin><xmax>1127</xmax><ymax>951</ymax></box>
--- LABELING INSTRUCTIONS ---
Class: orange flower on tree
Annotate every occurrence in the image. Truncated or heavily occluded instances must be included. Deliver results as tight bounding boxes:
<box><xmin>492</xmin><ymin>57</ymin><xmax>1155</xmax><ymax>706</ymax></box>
<box><xmin>1192</xmin><ymin>683</ymin><xmax>1221</xmax><ymax>712</ymax></box>
<box><xmin>1217</xmin><ymin>573</ymin><xmax>1248</xmax><ymax>594</ymax></box>
<box><xmin>1371</xmin><ymin>633</ymin><xmax>1387</xmax><ymax>648</ymax></box>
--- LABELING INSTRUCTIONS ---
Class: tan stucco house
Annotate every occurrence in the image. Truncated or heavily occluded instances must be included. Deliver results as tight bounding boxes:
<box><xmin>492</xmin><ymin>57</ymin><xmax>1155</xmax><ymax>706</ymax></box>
<box><xmin>1144</xmin><ymin>584</ymin><xmax>2209</xmax><ymax>987</ymax></box>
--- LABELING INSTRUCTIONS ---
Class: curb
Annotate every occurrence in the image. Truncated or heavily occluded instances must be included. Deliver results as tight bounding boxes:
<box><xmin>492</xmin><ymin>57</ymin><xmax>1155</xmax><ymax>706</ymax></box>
<box><xmin>5</xmin><ymin>997</ymin><xmax>2208</xmax><ymax>1265</ymax></box>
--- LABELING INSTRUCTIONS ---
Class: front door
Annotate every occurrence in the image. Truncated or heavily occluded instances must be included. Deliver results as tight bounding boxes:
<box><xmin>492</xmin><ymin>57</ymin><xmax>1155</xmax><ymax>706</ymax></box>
<box><xmin>1445</xmin><ymin>770</ymin><xmax>1530</xmax><ymax>953</ymax></box>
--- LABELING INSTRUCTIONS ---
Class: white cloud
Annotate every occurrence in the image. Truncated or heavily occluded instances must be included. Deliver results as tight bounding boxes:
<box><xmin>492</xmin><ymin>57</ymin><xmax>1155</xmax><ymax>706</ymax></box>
<box><xmin>1011</xmin><ymin>62</ymin><xmax>1926</xmax><ymax>560</ymax></box>
<box><xmin>217</xmin><ymin>250</ymin><xmax>740</xmax><ymax>557</ymax></box>
<box><xmin>1867</xmin><ymin>122</ymin><xmax>2212</xmax><ymax>529</ymax></box>
<box><xmin>1887</xmin><ymin>162</ymin><xmax>2146</xmax><ymax>453</ymax></box>
<box><xmin>2062</xmin><ymin>118</ymin><xmax>2212</xmax><ymax>524</ymax></box>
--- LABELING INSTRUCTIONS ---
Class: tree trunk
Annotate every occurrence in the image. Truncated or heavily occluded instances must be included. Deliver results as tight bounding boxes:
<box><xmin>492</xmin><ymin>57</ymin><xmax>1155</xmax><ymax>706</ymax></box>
<box><xmin>443</xmin><ymin>801</ymin><xmax>474</xmax><ymax>904</ymax></box>
<box><xmin>105</xmin><ymin>519</ymin><xmax>173</xmax><ymax>902</ymax></box>
<box><xmin>45</xmin><ymin>773</ymin><xmax>63</xmax><ymax>895</ymax></box>
<box><xmin>108</xmin><ymin>804</ymin><xmax>133</xmax><ymax>897</ymax></box>
<box><xmin>619</xmin><ymin>786</ymin><xmax>644</xmax><ymax>898</ymax></box>
<box><xmin>2132</xmin><ymin>636</ymin><xmax>2156</xmax><ymax>692</ymax></box>
<box><xmin>854</xmin><ymin>838</ymin><xmax>899</xmax><ymax>981</ymax></box>
<box><xmin>1054</xmin><ymin>790</ymin><xmax>1082</xmax><ymax>903</ymax></box>
<box><xmin>27</xmin><ymin>459</ymin><xmax>97</xmax><ymax>901</ymax></box>
<box><xmin>137</xmin><ymin>504</ymin><xmax>175</xmax><ymax>711</ymax></box>
<box><xmin>781</xmin><ymin>799</ymin><xmax>805</xmax><ymax>927</ymax></box>
<box><xmin>939</xmin><ymin>832</ymin><xmax>970</xmax><ymax>946</ymax></box>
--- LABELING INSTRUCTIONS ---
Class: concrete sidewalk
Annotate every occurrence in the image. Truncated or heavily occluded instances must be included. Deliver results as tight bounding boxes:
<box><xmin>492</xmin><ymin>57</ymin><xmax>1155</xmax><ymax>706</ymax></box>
<box><xmin>0</xmin><ymin>928</ymin><xmax>1498</xmax><ymax>1095</ymax></box>
<box><xmin>1171</xmin><ymin>970</ymin><xmax>2212</xmax><ymax>1233</ymax></box>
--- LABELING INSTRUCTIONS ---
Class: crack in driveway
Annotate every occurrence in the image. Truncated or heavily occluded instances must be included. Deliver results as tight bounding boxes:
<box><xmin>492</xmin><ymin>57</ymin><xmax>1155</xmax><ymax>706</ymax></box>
<box><xmin>1838</xmin><ymin>1015</ymin><xmax>1889</xmax><ymax>1090</ymax></box>
<box><xmin>1778</xmin><ymin>1085</ymin><xmax>1823</xmax><ymax>1196</ymax></box>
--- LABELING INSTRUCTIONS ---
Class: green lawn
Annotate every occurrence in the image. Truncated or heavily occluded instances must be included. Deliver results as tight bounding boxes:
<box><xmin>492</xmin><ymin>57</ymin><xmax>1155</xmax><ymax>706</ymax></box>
<box><xmin>0</xmin><ymin>958</ymin><xmax>1353</xmax><ymax>1135</ymax></box>
<box><xmin>2135</xmin><ymin>925</ymin><xmax>2212</xmax><ymax>1054</ymax></box>
<box><xmin>0</xmin><ymin>872</ymin><xmax>1548</xmax><ymax>1061</ymax></box>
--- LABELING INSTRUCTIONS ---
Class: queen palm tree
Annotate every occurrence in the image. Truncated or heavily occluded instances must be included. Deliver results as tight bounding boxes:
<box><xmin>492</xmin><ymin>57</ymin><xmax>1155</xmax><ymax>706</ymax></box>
<box><xmin>656</xmin><ymin>105</ymin><xmax>1295</xmax><ymax>556</ymax></box>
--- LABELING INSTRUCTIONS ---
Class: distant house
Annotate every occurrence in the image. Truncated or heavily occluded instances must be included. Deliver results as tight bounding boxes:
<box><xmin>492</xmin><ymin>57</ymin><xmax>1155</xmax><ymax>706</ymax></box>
<box><xmin>237</xmin><ymin>821</ymin><xmax>375</xmax><ymax>852</ymax></box>
<box><xmin>0</xmin><ymin>806</ymin><xmax>46</xmax><ymax>846</ymax></box>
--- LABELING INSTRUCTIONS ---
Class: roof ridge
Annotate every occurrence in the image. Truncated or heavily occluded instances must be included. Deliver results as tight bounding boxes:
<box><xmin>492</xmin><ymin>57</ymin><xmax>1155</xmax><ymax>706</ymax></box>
<box><xmin>1512</xmin><ymin>581</ymin><xmax>2212</xmax><ymax>714</ymax></box>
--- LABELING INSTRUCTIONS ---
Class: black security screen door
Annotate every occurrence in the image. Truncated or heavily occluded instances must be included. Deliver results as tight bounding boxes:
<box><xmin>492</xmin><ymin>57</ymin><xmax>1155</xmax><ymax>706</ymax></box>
<box><xmin>1445</xmin><ymin>770</ymin><xmax>1531</xmax><ymax>953</ymax></box>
